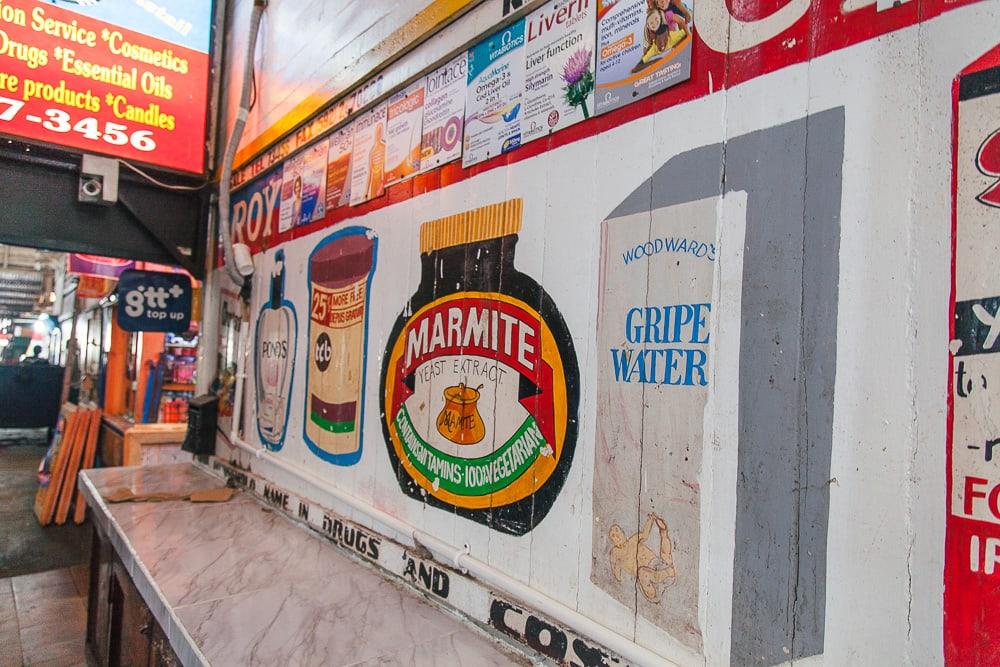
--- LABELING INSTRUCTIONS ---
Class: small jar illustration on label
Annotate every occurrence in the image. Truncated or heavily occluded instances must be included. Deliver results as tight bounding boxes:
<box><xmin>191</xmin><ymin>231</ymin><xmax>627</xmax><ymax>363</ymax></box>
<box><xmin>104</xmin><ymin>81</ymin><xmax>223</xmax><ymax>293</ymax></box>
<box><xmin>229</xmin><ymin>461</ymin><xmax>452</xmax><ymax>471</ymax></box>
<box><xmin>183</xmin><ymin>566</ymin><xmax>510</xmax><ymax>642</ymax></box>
<box><xmin>255</xmin><ymin>250</ymin><xmax>297</xmax><ymax>450</ymax></box>
<box><xmin>436</xmin><ymin>383</ymin><xmax>486</xmax><ymax>445</ymax></box>
<box><xmin>304</xmin><ymin>227</ymin><xmax>377</xmax><ymax>465</ymax></box>
<box><xmin>381</xmin><ymin>199</ymin><xmax>579</xmax><ymax>535</ymax></box>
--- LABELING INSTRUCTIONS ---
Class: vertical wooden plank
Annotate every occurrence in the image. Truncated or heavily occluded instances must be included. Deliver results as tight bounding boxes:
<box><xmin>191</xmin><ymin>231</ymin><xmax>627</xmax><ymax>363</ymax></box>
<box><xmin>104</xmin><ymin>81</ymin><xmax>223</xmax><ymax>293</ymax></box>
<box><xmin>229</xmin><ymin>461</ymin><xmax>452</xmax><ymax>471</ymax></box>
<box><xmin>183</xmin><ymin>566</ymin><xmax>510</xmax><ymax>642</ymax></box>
<box><xmin>35</xmin><ymin>409</ymin><xmax>82</xmax><ymax>526</ymax></box>
<box><xmin>73</xmin><ymin>410</ymin><xmax>103</xmax><ymax>525</ymax></box>
<box><xmin>56</xmin><ymin>410</ymin><xmax>99</xmax><ymax>525</ymax></box>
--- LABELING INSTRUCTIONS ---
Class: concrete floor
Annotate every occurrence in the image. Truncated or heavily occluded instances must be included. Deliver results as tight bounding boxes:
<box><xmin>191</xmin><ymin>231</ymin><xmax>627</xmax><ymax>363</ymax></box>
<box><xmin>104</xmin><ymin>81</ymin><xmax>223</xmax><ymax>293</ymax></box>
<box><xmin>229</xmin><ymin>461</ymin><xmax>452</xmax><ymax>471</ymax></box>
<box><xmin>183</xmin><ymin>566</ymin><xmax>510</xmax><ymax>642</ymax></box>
<box><xmin>0</xmin><ymin>430</ymin><xmax>91</xmax><ymax>665</ymax></box>
<box><xmin>0</xmin><ymin>429</ymin><xmax>91</xmax><ymax>579</ymax></box>
<box><xmin>0</xmin><ymin>566</ymin><xmax>89</xmax><ymax>667</ymax></box>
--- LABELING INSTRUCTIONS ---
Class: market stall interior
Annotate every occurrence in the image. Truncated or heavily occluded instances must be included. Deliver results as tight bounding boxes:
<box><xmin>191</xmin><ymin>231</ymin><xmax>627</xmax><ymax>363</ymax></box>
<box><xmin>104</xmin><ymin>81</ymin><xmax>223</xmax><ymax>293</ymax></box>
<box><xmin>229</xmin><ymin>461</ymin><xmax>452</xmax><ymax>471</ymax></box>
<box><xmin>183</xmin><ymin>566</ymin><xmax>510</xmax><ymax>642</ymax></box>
<box><xmin>0</xmin><ymin>242</ymin><xmax>204</xmax><ymax>662</ymax></box>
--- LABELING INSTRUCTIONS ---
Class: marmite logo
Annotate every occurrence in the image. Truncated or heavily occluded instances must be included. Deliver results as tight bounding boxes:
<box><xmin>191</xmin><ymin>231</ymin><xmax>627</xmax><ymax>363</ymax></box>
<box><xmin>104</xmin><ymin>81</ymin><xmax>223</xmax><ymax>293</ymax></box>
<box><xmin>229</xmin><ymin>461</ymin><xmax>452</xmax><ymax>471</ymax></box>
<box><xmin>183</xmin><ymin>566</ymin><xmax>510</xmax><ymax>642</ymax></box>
<box><xmin>437</xmin><ymin>383</ymin><xmax>486</xmax><ymax>445</ymax></box>
<box><xmin>382</xmin><ymin>292</ymin><xmax>577</xmax><ymax>535</ymax></box>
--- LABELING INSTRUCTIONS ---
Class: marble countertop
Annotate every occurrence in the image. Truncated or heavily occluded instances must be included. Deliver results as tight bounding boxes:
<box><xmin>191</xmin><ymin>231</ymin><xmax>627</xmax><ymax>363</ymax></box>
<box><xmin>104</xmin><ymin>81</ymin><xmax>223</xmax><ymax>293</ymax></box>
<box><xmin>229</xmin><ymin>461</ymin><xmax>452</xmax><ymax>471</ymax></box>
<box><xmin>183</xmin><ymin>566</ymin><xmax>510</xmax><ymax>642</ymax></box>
<box><xmin>79</xmin><ymin>463</ymin><xmax>523</xmax><ymax>667</ymax></box>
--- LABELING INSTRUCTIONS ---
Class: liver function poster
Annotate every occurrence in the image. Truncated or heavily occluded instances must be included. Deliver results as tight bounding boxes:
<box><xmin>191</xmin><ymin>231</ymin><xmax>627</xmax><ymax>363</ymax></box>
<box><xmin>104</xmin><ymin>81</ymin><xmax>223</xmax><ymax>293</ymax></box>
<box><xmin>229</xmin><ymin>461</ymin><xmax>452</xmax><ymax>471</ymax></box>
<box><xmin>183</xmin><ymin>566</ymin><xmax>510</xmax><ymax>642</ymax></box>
<box><xmin>523</xmin><ymin>0</ymin><xmax>597</xmax><ymax>144</ymax></box>
<box><xmin>278</xmin><ymin>141</ymin><xmax>328</xmax><ymax>232</ymax></box>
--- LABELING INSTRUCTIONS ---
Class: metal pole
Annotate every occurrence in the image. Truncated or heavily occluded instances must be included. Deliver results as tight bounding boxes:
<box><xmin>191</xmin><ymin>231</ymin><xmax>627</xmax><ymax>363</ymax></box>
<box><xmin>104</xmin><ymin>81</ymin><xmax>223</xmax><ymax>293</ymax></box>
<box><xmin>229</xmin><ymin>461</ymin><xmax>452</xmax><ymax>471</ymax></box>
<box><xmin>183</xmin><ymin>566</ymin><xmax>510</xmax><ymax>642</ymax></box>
<box><xmin>60</xmin><ymin>293</ymin><xmax>80</xmax><ymax>405</ymax></box>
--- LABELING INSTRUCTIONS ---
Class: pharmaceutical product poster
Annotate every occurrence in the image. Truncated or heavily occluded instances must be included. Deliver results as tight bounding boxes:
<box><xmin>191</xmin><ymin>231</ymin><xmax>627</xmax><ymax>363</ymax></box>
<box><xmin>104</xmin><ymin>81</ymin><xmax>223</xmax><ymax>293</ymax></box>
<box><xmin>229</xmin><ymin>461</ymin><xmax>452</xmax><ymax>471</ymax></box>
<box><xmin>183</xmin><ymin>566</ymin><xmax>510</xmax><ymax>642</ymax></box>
<box><xmin>594</xmin><ymin>0</ymin><xmax>693</xmax><ymax>115</ymax></box>
<box><xmin>420</xmin><ymin>54</ymin><xmax>467</xmax><ymax>172</ymax></box>
<box><xmin>523</xmin><ymin>0</ymin><xmax>597</xmax><ymax>144</ymax></box>
<box><xmin>326</xmin><ymin>125</ymin><xmax>354</xmax><ymax>210</ymax></box>
<box><xmin>349</xmin><ymin>103</ymin><xmax>388</xmax><ymax>206</ymax></box>
<box><xmin>463</xmin><ymin>20</ymin><xmax>526</xmax><ymax>167</ymax></box>
<box><xmin>279</xmin><ymin>142</ymin><xmax>329</xmax><ymax>231</ymax></box>
<box><xmin>385</xmin><ymin>80</ymin><xmax>426</xmax><ymax>185</ymax></box>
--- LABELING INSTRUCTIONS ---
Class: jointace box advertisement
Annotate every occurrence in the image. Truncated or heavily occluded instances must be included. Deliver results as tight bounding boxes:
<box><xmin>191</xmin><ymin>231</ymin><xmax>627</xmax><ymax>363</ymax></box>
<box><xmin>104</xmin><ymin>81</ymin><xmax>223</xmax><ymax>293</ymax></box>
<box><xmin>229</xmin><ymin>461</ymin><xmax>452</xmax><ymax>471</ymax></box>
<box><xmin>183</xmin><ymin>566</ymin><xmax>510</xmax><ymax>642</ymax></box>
<box><xmin>419</xmin><ymin>54</ymin><xmax>466</xmax><ymax>172</ymax></box>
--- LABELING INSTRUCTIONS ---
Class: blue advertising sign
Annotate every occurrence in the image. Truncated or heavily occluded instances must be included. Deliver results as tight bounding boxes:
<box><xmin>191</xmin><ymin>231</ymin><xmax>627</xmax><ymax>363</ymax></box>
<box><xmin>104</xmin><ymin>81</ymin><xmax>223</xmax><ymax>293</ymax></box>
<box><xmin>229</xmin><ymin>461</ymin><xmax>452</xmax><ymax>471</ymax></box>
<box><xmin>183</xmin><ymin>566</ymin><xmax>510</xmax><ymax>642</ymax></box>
<box><xmin>117</xmin><ymin>270</ymin><xmax>192</xmax><ymax>333</ymax></box>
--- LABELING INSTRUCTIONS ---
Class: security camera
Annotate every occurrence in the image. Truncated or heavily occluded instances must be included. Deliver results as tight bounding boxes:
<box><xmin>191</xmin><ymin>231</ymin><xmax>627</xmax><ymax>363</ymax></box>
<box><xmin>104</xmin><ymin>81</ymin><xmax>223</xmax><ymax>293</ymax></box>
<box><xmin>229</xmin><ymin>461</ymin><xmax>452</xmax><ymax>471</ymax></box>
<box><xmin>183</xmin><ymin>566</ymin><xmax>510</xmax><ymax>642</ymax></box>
<box><xmin>78</xmin><ymin>155</ymin><xmax>119</xmax><ymax>205</ymax></box>
<box><xmin>80</xmin><ymin>176</ymin><xmax>102</xmax><ymax>198</ymax></box>
<box><xmin>233</xmin><ymin>243</ymin><xmax>255</xmax><ymax>277</ymax></box>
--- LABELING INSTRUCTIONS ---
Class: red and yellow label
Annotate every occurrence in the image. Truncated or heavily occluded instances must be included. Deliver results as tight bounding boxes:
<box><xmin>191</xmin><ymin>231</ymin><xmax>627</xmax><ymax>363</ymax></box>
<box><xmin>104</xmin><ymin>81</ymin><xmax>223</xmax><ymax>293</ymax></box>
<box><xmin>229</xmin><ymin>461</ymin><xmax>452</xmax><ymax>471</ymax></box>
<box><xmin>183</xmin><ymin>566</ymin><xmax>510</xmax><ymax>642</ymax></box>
<box><xmin>383</xmin><ymin>291</ymin><xmax>569</xmax><ymax>510</ymax></box>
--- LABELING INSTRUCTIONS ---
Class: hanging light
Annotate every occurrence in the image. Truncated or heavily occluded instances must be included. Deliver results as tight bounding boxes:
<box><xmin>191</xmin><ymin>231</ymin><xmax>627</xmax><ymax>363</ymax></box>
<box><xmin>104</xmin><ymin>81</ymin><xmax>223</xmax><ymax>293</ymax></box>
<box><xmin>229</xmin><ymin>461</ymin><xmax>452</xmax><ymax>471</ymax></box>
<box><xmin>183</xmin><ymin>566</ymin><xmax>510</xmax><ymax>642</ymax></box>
<box><xmin>32</xmin><ymin>313</ymin><xmax>51</xmax><ymax>334</ymax></box>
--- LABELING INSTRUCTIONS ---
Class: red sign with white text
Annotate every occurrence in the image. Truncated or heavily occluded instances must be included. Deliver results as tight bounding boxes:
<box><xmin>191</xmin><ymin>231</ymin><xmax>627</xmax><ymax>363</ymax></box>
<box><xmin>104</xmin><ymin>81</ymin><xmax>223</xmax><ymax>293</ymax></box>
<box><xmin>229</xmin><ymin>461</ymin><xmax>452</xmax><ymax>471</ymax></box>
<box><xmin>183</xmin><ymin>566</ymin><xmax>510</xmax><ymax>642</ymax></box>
<box><xmin>946</xmin><ymin>45</ymin><xmax>1000</xmax><ymax>666</ymax></box>
<box><xmin>0</xmin><ymin>0</ymin><xmax>211</xmax><ymax>173</ymax></box>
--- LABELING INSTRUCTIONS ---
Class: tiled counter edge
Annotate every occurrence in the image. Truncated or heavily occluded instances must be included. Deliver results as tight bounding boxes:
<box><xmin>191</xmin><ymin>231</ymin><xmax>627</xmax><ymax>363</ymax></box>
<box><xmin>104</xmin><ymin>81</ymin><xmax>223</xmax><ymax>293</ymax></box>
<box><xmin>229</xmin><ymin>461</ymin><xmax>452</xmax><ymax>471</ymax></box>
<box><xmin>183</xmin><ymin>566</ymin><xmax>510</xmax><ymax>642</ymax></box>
<box><xmin>196</xmin><ymin>456</ymin><xmax>629</xmax><ymax>667</ymax></box>
<box><xmin>79</xmin><ymin>471</ymin><xmax>212</xmax><ymax>667</ymax></box>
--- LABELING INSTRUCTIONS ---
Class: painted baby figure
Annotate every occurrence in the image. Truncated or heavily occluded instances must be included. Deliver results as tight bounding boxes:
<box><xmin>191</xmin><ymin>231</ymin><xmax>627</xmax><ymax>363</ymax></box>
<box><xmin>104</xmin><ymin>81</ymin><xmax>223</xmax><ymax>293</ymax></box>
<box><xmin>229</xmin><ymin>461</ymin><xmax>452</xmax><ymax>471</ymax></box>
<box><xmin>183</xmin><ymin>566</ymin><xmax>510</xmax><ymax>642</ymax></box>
<box><xmin>609</xmin><ymin>512</ymin><xmax>677</xmax><ymax>602</ymax></box>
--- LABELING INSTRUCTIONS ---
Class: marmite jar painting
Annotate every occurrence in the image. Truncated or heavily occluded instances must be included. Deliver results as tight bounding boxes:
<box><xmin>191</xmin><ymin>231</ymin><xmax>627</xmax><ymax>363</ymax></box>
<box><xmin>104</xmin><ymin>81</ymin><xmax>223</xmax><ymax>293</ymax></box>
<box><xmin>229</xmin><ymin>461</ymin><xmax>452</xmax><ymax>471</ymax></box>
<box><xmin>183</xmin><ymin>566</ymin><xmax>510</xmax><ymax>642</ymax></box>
<box><xmin>380</xmin><ymin>199</ymin><xmax>579</xmax><ymax>536</ymax></box>
<box><xmin>255</xmin><ymin>250</ymin><xmax>297</xmax><ymax>451</ymax></box>
<box><xmin>304</xmin><ymin>227</ymin><xmax>378</xmax><ymax>465</ymax></box>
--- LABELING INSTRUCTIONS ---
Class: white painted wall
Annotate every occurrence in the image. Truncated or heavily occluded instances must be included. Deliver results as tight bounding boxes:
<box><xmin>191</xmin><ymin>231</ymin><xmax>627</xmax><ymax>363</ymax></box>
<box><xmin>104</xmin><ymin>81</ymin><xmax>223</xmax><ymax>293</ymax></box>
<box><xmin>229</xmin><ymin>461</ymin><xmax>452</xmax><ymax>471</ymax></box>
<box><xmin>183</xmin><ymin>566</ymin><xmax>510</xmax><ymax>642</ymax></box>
<box><xmin>211</xmin><ymin>0</ymin><xmax>1000</xmax><ymax>663</ymax></box>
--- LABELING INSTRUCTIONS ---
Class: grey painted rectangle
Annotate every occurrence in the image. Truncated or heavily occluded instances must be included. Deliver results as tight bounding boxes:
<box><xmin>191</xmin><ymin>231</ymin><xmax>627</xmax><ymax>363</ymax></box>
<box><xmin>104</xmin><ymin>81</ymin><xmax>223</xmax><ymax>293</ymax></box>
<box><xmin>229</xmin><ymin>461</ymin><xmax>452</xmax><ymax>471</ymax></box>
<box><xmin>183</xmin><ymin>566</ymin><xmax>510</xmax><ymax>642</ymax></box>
<box><xmin>729</xmin><ymin>109</ymin><xmax>843</xmax><ymax>666</ymax></box>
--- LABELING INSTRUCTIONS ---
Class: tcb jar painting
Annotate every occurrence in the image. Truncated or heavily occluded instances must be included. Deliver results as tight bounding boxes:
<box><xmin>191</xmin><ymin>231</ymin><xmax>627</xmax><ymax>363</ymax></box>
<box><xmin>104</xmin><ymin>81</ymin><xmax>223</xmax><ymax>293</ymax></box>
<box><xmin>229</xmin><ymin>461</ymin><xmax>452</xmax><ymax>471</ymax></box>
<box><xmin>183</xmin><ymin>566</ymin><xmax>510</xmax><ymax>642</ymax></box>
<box><xmin>304</xmin><ymin>226</ymin><xmax>378</xmax><ymax>465</ymax></box>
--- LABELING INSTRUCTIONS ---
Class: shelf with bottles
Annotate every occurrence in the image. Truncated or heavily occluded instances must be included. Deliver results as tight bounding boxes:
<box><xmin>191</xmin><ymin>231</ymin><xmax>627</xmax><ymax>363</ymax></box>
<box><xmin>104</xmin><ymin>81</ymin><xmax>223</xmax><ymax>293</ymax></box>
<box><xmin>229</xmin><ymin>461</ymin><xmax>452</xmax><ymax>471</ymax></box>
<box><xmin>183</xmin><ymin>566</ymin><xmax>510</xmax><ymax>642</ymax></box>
<box><xmin>158</xmin><ymin>392</ymin><xmax>190</xmax><ymax>423</ymax></box>
<box><xmin>162</xmin><ymin>332</ymin><xmax>199</xmax><ymax>387</ymax></box>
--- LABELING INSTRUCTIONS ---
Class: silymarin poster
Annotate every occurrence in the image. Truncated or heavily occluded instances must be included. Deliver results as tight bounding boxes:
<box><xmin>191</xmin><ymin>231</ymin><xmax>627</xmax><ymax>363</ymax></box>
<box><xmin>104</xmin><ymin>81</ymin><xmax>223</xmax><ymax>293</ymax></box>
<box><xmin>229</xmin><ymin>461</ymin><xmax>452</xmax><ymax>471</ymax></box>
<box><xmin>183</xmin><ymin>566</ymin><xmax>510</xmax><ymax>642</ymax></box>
<box><xmin>463</xmin><ymin>20</ymin><xmax>526</xmax><ymax>167</ymax></box>
<box><xmin>278</xmin><ymin>142</ymin><xmax>329</xmax><ymax>231</ymax></box>
<box><xmin>420</xmin><ymin>54</ymin><xmax>467</xmax><ymax>172</ymax></box>
<box><xmin>591</xmin><ymin>196</ymin><xmax>717</xmax><ymax>652</ymax></box>
<box><xmin>349</xmin><ymin>103</ymin><xmax>388</xmax><ymax>206</ymax></box>
<box><xmin>385</xmin><ymin>80</ymin><xmax>426</xmax><ymax>185</ymax></box>
<box><xmin>523</xmin><ymin>0</ymin><xmax>596</xmax><ymax>144</ymax></box>
<box><xmin>326</xmin><ymin>125</ymin><xmax>354</xmax><ymax>211</ymax></box>
<box><xmin>594</xmin><ymin>0</ymin><xmax>693</xmax><ymax>115</ymax></box>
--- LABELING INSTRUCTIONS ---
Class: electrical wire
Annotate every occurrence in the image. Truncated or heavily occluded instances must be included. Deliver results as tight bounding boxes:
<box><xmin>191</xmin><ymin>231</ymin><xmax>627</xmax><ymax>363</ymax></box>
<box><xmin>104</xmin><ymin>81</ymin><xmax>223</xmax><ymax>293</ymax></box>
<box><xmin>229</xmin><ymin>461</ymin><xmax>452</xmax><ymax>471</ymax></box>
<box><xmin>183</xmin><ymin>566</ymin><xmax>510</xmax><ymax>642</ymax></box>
<box><xmin>249</xmin><ymin>60</ymin><xmax>258</xmax><ymax>112</ymax></box>
<box><xmin>118</xmin><ymin>159</ymin><xmax>208</xmax><ymax>191</ymax></box>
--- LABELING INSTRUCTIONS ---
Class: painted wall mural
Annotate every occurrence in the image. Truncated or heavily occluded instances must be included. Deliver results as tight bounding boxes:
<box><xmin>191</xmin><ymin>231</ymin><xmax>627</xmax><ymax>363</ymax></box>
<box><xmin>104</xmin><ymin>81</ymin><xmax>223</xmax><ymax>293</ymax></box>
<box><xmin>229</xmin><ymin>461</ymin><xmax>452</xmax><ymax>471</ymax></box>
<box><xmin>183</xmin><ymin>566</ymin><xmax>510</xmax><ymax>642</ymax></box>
<box><xmin>380</xmin><ymin>199</ymin><xmax>580</xmax><ymax>536</ymax></box>
<box><xmin>303</xmin><ymin>227</ymin><xmax>379</xmax><ymax>465</ymax></box>
<box><xmin>589</xmin><ymin>111</ymin><xmax>844</xmax><ymax>663</ymax></box>
<box><xmin>592</xmin><ymin>195</ymin><xmax>717</xmax><ymax>652</ymax></box>
<box><xmin>214</xmin><ymin>0</ymin><xmax>1000</xmax><ymax>662</ymax></box>
<box><xmin>945</xmin><ymin>44</ymin><xmax>1000</xmax><ymax>666</ymax></box>
<box><xmin>255</xmin><ymin>250</ymin><xmax>298</xmax><ymax>451</ymax></box>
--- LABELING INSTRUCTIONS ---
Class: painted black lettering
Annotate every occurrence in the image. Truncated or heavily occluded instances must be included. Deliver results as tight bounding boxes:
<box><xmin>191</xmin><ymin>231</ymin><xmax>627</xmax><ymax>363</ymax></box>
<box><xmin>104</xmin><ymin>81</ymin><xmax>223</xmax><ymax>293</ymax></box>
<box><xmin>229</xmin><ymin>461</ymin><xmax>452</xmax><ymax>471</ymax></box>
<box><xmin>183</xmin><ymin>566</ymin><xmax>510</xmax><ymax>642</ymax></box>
<box><xmin>489</xmin><ymin>599</ymin><xmax>523</xmax><ymax>640</ymax></box>
<box><xmin>525</xmin><ymin>615</ymin><xmax>567</xmax><ymax>660</ymax></box>
<box><xmin>418</xmin><ymin>561</ymin><xmax>433</xmax><ymax>590</ymax></box>
<box><xmin>431</xmin><ymin>569</ymin><xmax>450</xmax><ymax>598</ymax></box>
<box><xmin>571</xmin><ymin>638</ymin><xmax>617</xmax><ymax>667</ymax></box>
